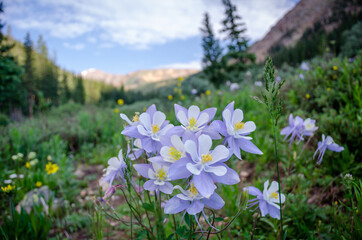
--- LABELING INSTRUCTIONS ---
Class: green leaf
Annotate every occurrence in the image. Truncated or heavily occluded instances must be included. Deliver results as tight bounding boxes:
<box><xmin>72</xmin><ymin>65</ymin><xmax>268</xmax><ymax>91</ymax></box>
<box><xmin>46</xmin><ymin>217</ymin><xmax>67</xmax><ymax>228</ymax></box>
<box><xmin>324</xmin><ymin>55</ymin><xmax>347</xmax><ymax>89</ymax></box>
<box><xmin>142</xmin><ymin>202</ymin><xmax>154</xmax><ymax>212</ymax></box>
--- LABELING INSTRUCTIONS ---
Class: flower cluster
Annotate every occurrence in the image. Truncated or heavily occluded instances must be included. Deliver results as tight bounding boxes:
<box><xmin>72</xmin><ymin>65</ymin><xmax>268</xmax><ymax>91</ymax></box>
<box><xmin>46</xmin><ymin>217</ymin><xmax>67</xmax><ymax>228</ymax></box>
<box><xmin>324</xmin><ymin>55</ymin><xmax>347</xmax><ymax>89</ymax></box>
<box><xmin>281</xmin><ymin>114</ymin><xmax>344</xmax><ymax>164</ymax></box>
<box><xmin>102</xmin><ymin>102</ymin><xmax>266</xmax><ymax>222</ymax></box>
<box><xmin>45</xmin><ymin>162</ymin><xmax>59</xmax><ymax>175</ymax></box>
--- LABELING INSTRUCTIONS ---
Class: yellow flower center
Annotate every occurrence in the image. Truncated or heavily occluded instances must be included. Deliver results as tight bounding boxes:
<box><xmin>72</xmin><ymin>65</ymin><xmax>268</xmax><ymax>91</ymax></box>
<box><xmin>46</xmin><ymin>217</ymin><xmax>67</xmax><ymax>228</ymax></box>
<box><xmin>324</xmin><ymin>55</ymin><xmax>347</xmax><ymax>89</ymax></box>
<box><xmin>188</xmin><ymin>117</ymin><xmax>197</xmax><ymax>130</ymax></box>
<box><xmin>132</xmin><ymin>114</ymin><xmax>139</xmax><ymax>122</ymax></box>
<box><xmin>151</xmin><ymin>124</ymin><xmax>160</xmax><ymax>134</ymax></box>
<box><xmin>201</xmin><ymin>154</ymin><xmax>213</xmax><ymax>164</ymax></box>
<box><xmin>46</xmin><ymin>162</ymin><xmax>59</xmax><ymax>175</ymax></box>
<box><xmin>155</xmin><ymin>168</ymin><xmax>167</xmax><ymax>181</ymax></box>
<box><xmin>189</xmin><ymin>183</ymin><xmax>198</xmax><ymax>197</ymax></box>
<box><xmin>234</xmin><ymin>121</ymin><xmax>245</xmax><ymax>130</ymax></box>
<box><xmin>168</xmin><ymin>147</ymin><xmax>182</xmax><ymax>162</ymax></box>
<box><xmin>269</xmin><ymin>192</ymin><xmax>278</xmax><ymax>199</ymax></box>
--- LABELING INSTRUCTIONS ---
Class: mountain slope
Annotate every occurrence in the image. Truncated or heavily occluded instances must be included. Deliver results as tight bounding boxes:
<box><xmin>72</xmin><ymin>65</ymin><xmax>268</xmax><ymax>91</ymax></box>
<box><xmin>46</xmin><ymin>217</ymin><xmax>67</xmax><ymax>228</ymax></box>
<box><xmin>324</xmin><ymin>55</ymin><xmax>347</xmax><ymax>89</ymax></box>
<box><xmin>249</xmin><ymin>0</ymin><xmax>361</xmax><ymax>63</ymax></box>
<box><xmin>81</xmin><ymin>68</ymin><xmax>199</xmax><ymax>89</ymax></box>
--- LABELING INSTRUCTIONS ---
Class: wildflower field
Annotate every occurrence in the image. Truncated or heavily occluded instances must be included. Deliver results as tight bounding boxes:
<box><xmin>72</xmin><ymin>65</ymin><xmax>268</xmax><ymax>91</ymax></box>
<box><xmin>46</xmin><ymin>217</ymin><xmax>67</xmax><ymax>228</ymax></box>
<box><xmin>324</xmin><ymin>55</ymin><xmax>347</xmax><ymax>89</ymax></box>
<box><xmin>1</xmin><ymin>52</ymin><xmax>361</xmax><ymax>239</ymax></box>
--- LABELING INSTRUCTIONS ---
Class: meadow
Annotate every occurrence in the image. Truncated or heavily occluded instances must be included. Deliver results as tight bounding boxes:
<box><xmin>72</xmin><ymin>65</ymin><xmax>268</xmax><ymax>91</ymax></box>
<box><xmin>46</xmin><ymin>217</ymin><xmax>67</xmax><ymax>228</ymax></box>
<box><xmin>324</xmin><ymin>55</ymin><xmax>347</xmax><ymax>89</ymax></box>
<box><xmin>1</xmin><ymin>52</ymin><xmax>361</xmax><ymax>239</ymax></box>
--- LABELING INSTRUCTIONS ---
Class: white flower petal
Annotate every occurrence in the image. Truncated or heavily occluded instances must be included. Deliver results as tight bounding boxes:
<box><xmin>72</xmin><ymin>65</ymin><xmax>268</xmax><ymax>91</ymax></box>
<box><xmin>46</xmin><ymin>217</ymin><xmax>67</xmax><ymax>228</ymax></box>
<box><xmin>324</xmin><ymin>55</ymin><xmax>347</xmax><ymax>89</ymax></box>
<box><xmin>196</xmin><ymin>112</ymin><xmax>209</xmax><ymax>126</ymax></box>
<box><xmin>268</xmin><ymin>181</ymin><xmax>279</xmax><ymax>193</ymax></box>
<box><xmin>232</xmin><ymin>109</ymin><xmax>244</xmax><ymax>124</ymax></box>
<box><xmin>210</xmin><ymin>145</ymin><xmax>229</xmax><ymax>163</ymax></box>
<box><xmin>120</xmin><ymin>113</ymin><xmax>133</xmax><ymax>125</ymax></box>
<box><xmin>188</xmin><ymin>105</ymin><xmax>200</xmax><ymax>119</ymax></box>
<box><xmin>177</xmin><ymin>111</ymin><xmax>188</xmax><ymax>126</ymax></box>
<box><xmin>237</xmin><ymin>121</ymin><xmax>256</xmax><ymax>134</ymax></box>
<box><xmin>108</xmin><ymin>157</ymin><xmax>121</xmax><ymax>169</ymax></box>
<box><xmin>153</xmin><ymin>111</ymin><xmax>166</xmax><ymax>126</ymax></box>
<box><xmin>160</xmin><ymin>146</ymin><xmax>170</xmax><ymax>161</ymax></box>
<box><xmin>137</xmin><ymin>125</ymin><xmax>149</xmax><ymax>136</ymax></box>
<box><xmin>186</xmin><ymin>163</ymin><xmax>202</xmax><ymax>175</ymax></box>
<box><xmin>204</xmin><ymin>165</ymin><xmax>227</xmax><ymax>176</ymax></box>
<box><xmin>185</xmin><ymin>140</ymin><xmax>199</xmax><ymax>162</ymax></box>
<box><xmin>148</xmin><ymin>168</ymin><xmax>156</xmax><ymax>179</ymax></box>
<box><xmin>198</xmin><ymin>134</ymin><xmax>212</xmax><ymax>155</ymax></box>
<box><xmin>139</xmin><ymin>113</ymin><xmax>151</xmax><ymax>130</ymax></box>
<box><xmin>171</xmin><ymin>135</ymin><xmax>184</xmax><ymax>152</ymax></box>
<box><xmin>222</xmin><ymin>109</ymin><xmax>232</xmax><ymax>124</ymax></box>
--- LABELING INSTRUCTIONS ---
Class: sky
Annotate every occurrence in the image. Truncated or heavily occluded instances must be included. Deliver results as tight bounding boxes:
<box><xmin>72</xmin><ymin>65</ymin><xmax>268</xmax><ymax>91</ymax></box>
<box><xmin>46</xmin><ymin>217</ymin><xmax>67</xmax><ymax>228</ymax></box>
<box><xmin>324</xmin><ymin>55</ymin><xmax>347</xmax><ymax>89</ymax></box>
<box><xmin>3</xmin><ymin>0</ymin><xmax>299</xmax><ymax>74</ymax></box>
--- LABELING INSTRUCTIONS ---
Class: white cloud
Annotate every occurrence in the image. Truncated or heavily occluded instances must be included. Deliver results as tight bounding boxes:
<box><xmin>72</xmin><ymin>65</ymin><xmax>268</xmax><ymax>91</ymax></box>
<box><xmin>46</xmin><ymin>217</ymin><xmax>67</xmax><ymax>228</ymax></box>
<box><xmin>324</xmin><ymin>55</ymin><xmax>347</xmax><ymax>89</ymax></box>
<box><xmin>4</xmin><ymin>0</ymin><xmax>297</xmax><ymax>48</ymax></box>
<box><xmin>159</xmin><ymin>60</ymin><xmax>201</xmax><ymax>70</ymax></box>
<box><xmin>63</xmin><ymin>42</ymin><xmax>85</xmax><ymax>50</ymax></box>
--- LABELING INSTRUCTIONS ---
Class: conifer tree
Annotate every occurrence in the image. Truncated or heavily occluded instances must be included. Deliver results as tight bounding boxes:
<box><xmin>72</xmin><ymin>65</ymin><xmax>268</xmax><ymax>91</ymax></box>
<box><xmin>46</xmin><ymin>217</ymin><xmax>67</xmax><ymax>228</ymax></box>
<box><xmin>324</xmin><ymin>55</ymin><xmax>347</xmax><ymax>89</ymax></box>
<box><xmin>23</xmin><ymin>32</ymin><xmax>37</xmax><ymax>115</ymax></box>
<box><xmin>200</xmin><ymin>12</ymin><xmax>225</xmax><ymax>87</ymax></box>
<box><xmin>220</xmin><ymin>0</ymin><xmax>255</xmax><ymax>71</ymax></box>
<box><xmin>0</xmin><ymin>2</ymin><xmax>24</xmax><ymax>115</ymax></box>
<box><xmin>60</xmin><ymin>73</ymin><xmax>71</xmax><ymax>103</ymax></box>
<box><xmin>73</xmin><ymin>75</ymin><xmax>85</xmax><ymax>104</ymax></box>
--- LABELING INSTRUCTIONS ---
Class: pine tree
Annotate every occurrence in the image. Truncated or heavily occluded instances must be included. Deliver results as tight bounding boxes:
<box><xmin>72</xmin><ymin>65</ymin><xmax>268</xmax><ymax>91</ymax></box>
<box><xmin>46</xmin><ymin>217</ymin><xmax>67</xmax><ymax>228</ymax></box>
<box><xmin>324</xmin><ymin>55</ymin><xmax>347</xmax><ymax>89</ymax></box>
<box><xmin>73</xmin><ymin>75</ymin><xmax>85</xmax><ymax>104</ymax></box>
<box><xmin>60</xmin><ymin>73</ymin><xmax>71</xmax><ymax>103</ymax></box>
<box><xmin>200</xmin><ymin>12</ymin><xmax>225</xmax><ymax>87</ymax></box>
<box><xmin>0</xmin><ymin>2</ymin><xmax>24</xmax><ymax>116</ymax></box>
<box><xmin>23</xmin><ymin>32</ymin><xmax>37</xmax><ymax>115</ymax></box>
<box><xmin>220</xmin><ymin>0</ymin><xmax>255</xmax><ymax>71</ymax></box>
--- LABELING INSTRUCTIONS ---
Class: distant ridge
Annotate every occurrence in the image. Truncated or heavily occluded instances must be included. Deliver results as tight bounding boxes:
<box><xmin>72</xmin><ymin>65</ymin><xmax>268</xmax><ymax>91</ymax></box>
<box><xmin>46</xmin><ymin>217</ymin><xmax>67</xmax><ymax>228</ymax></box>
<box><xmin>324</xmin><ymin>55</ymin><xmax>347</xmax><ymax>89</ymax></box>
<box><xmin>81</xmin><ymin>68</ymin><xmax>199</xmax><ymax>89</ymax></box>
<box><xmin>249</xmin><ymin>0</ymin><xmax>361</xmax><ymax>63</ymax></box>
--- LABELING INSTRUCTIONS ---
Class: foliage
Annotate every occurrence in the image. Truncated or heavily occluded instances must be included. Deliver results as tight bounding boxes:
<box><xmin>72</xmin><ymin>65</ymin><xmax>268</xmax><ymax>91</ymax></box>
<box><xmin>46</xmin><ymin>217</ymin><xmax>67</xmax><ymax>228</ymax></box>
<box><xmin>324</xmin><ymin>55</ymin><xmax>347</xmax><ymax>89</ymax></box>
<box><xmin>340</xmin><ymin>21</ymin><xmax>362</xmax><ymax>58</ymax></box>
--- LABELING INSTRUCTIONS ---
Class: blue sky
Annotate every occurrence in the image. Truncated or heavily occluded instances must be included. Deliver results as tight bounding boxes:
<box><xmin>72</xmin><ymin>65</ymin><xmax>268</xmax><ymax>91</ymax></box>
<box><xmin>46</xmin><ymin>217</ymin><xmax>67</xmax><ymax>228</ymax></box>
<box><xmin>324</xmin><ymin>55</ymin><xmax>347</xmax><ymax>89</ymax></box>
<box><xmin>3</xmin><ymin>0</ymin><xmax>298</xmax><ymax>74</ymax></box>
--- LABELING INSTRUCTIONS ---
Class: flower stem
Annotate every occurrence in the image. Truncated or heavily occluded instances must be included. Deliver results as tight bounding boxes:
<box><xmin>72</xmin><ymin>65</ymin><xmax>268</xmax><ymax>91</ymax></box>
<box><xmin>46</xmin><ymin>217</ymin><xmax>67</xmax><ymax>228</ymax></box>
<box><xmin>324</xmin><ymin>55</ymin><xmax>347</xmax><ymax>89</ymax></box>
<box><xmin>272</xmin><ymin>117</ymin><xmax>283</xmax><ymax>239</ymax></box>
<box><xmin>154</xmin><ymin>191</ymin><xmax>166</xmax><ymax>240</ymax></box>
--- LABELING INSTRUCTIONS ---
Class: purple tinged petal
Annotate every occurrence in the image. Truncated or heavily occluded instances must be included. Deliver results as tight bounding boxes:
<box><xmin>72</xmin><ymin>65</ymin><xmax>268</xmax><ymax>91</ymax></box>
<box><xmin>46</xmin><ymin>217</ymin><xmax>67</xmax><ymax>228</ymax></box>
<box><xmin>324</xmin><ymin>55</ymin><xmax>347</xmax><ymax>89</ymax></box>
<box><xmin>327</xmin><ymin>144</ymin><xmax>344</xmax><ymax>152</ymax></box>
<box><xmin>267</xmin><ymin>204</ymin><xmax>280</xmax><ymax>219</ymax></box>
<box><xmin>259</xmin><ymin>200</ymin><xmax>268</xmax><ymax>217</ymax></box>
<box><xmin>187</xmin><ymin>201</ymin><xmax>204</xmax><ymax>215</ymax></box>
<box><xmin>224</xmin><ymin>101</ymin><xmax>235</xmax><ymax>116</ymax></box>
<box><xmin>214</xmin><ymin>120</ymin><xmax>227</xmax><ymax>136</ymax></box>
<box><xmin>210</xmin><ymin>165</ymin><xmax>240</xmax><ymax>185</ymax></box>
<box><xmin>122</xmin><ymin>126</ymin><xmax>143</xmax><ymax>138</ymax></box>
<box><xmin>202</xmin><ymin>121</ymin><xmax>221</xmax><ymax>139</ymax></box>
<box><xmin>133</xmin><ymin>164</ymin><xmax>151</xmax><ymax>178</ymax></box>
<box><xmin>245</xmin><ymin>186</ymin><xmax>262</xmax><ymax>197</ymax></box>
<box><xmin>201</xmin><ymin>192</ymin><xmax>225</xmax><ymax>210</ymax></box>
<box><xmin>201</xmin><ymin>107</ymin><xmax>217</xmax><ymax>123</ymax></box>
<box><xmin>236</xmin><ymin>138</ymin><xmax>263</xmax><ymax>155</ymax></box>
<box><xmin>168</xmin><ymin>158</ymin><xmax>193</xmax><ymax>180</ymax></box>
<box><xmin>164</xmin><ymin>196</ymin><xmax>190</xmax><ymax>214</ymax></box>
<box><xmin>193</xmin><ymin>171</ymin><xmax>216</xmax><ymax>198</ymax></box>
<box><xmin>159</xmin><ymin>182</ymin><xmax>173</xmax><ymax>194</ymax></box>
<box><xmin>146</xmin><ymin>104</ymin><xmax>156</xmax><ymax>116</ymax></box>
<box><xmin>140</xmin><ymin>138</ymin><xmax>154</xmax><ymax>153</ymax></box>
<box><xmin>144</xmin><ymin>180</ymin><xmax>157</xmax><ymax>191</ymax></box>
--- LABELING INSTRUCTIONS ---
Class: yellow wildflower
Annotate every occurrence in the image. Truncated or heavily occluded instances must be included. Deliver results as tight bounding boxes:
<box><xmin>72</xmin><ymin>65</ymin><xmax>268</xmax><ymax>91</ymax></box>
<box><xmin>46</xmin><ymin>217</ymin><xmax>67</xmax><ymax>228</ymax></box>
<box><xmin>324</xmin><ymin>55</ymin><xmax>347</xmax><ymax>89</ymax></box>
<box><xmin>1</xmin><ymin>184</ymin><xmax>15</xmax><ymax>193</ymax></box>
<box><xmin>168</xmin><ymin>95</ymin><xmax>173</xmax><ymax>100</ymax></box>
<box><xmin>177</xmin><ymin>82</ymin><xmax>181</xmax><ymax>87</ymax></box>
<box><xmin>205</xmin><ymin>90</ymin><xmax>211</xmax><ymax>96</ymax></box>
<box><xmin>36</xmin><ymin>181</ymin><xmax>42</xmax><ymax>188</ymax></box>
<box><xmin>327</xmin><ymin>87</ymin><xmax>331</xmax><ymax>92</ymax></box>
<box><xmin>25</xmin><ymin>161</ymin><xmax>30</xmax><ymax>169</ymax></box>
<box><xmin>306</xmin><ymin>93</ymin><xmax>310</xmax><ymax>99</ymax></box>
<box><xmin>143</xmin><ymin>107</ymin><xmax>147</xmax><ymax>112</ymax></box>
<box><xmin>181</xmin><ymin>95</ymin><xmax>185</xmax><ymax>100</ymax></box>
<box><xmin>332</xmin><ymin>66</ymin><xmax>338</xmax><ymax>71</ymax></box>
<box><xmin>114</xmin><ymin>108</ymin><xmax>120</xmax><ymax>113</ymax></box>
<box><xmin>174</xmin><ymin>87</ymin><xmax>178</xmax><ymax>93</ymax></box>
<box><xmin>178</xmin><ymin>77</ymin><xmax>184</xmax><ymax>82</ymax></box>
<box><xmin>335</xmin><ymin>201</ymin><xmax>338</xmax><ymax>205</ymax></box>
<box><xmin>117</xmin><ymin>99</ymin><xmax>124</xmax><ymax>105</ymax></box>
<box><xmin>46</xmin><ymin>162</ymin><xmax>59</xmax><ymax>175</ymax></box>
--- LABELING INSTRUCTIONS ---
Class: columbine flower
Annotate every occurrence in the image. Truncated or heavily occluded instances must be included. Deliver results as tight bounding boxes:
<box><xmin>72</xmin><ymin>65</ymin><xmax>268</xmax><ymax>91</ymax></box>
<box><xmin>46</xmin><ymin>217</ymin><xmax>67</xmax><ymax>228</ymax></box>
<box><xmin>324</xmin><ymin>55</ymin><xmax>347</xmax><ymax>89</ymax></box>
<box><xmin>164</xmin><ymin>183</ymin><xmax>224</xmax><ymax>215</ymax></box>
<box><xmin>244</xmin><ymin>180</ymin><xmax>285</xmax><ymax>219</ymax></box>
<box><xmin>9</xmin><ymin>174</ymin><xmax>17</xmax><ymax>179</ymax></box>
<box><xmin>133</xmin><ymin>162</ymin><xmax>173</xmax><ymax>194</ymax></box>
<box><xmin>173</xmin><ymin>134</ymin><xmax>239</xmax><ymax>198</ymax></box>
<box><xmin>299</xmin><ymin>73</ymin><xmax>304</xmax><ymax>80</ymax></box>
<box><xmin>191</xmin><ymin>89</ymin><xmax>198</xmax><ymax>95</ymax></box>
<box><xmin>173</xmin><ymin>104</ymin><xmax>219</xmax><ymax>139</ymax></box>
<box><xmin>229</xmin><ymin>83</ymin><xmax>239</xmax><ymax>92</ymax></box>
<box><xmin>45</xmin><ymin>162</ymin><xmax>59</xmax><ymax>175</ymax></box>
<box><xmin>4</xmin><ymin>179</ymin><xmax>12</xmax><ymax>184</ymax></box>
<box><xmin>160</xmin><ymin>135</ymin><xmax>186</xmax><ymax>163</ymax></box>
<box><xmin>120</xmin><ymin>112</ymin><xmax>139</xmax><ymax>126</ymax></box>
<box><xmin>101</xmin><ymin>149</ymin><xmax>127</xmax><ymax>186</ymax></box>
<box><xmin>313</xmin><ymin>134</ymin><xmax>344</xmax><ymax>164</ymax></box>
<box><xmin>122</xmin><ymin>105</ymin><xmax>173</xmax><ymax>154</ymax></box>
<box><xmin>127</xmin><ymin>138</ymin><xmax>144</xmax><ymax>160</ymax></box>
<box><xmin>254</xmin><ymin>81</ymin><xmax>262</xmax><ymax>87</ymax></box>
<box><xmin>302</xmin><ymin>118</ymin><xmax>318</xmax><ymax>136</ymax></box>
<box><xmin>216</xmin><ymin>102</ymin><xmax>262</xmax><ymax>159</ymax></box>
<box><xmin>300</xmin><ymin>62</ymin><xmax>310</xmax><ymax>71</ymax></box>
<box><xmin>280</xmin><ymin>114</ymin><xmax>304</xmax><ymax>144</ymax></box>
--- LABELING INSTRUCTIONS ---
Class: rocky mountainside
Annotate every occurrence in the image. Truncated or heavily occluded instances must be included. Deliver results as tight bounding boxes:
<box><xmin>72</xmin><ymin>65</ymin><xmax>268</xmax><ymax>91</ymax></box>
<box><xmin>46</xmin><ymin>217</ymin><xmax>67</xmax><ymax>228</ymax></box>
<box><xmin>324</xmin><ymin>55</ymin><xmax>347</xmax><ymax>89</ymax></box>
<box><xmin>81</xmin><ymin>68</ymin><xmax>198</xmax><ymax>89</ymax></box>
<box><xmin>249</xmin><ymin>0</ymin><xmax>360</xmax><ymax>63</ymax></box>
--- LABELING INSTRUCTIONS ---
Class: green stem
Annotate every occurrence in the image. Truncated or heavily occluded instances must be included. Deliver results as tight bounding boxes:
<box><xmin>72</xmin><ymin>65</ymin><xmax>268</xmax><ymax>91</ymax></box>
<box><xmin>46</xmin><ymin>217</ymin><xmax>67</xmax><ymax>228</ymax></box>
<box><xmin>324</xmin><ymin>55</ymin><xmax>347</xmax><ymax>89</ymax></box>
<box><xmin>272</xmin><ymin>117</ymin><xmax>283</xmax><ymax>239</ymax></box>
<box><xmin>154</xmin><ymin>192</ymin><xmax>166</xmax><ymax>240</ymax></box>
